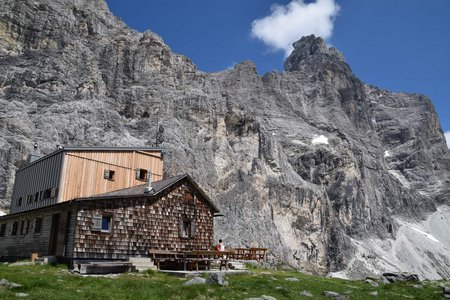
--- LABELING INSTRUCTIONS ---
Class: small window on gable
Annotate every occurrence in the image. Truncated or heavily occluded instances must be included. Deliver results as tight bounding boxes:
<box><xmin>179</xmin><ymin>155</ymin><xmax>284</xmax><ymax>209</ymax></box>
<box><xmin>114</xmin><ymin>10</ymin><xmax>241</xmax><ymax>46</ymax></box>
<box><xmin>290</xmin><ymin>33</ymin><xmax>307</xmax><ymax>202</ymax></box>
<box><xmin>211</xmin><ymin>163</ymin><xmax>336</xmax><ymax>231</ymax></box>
<box><xmin>0</xmin><ymin>223</ymin><xmax>6</xmax><ymax>237</ymax></box>
<box><xmin>34</xmin><ymin>218</ymin><xmax>42</xmax><ymax>234</ymax></box>
<box><xmin>183</xmin><ymin>190</ymin><xmax>195</xmax><ymax>203</ymax></box>
<box><xmin>179</xmin><ymin>219</ymin><xmax>195</xmax><ymax>238</ymax></box>
<box><xmin>135</xmin><ymin>168</ymin><xmax>148</xmax><ymax>181</ymax></box>
<box><xmin>17</xmin><ymin>197</ymin><xmax>22</xmax><ymax>207</ymax></box>
<box><xmin>11</xmin><ymin>221</ymin><xmax>18</xmax><ymax>236</ymax></box>
<box><xmin>104</xmin><ymin>169</ymin><xmax>115</xmax><ymax>181</ymax></box>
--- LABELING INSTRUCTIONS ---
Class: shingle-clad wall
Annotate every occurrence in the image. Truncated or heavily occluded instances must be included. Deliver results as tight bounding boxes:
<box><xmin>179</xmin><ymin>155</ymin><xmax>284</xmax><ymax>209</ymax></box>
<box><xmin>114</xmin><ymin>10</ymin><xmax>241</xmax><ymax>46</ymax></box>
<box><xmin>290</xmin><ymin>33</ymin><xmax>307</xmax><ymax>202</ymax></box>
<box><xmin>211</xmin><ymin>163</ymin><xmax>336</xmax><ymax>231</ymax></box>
<box><xmin>72</xmin><ymin>180</ymin><xmax>215</xmax><ymax>259</ymax></box>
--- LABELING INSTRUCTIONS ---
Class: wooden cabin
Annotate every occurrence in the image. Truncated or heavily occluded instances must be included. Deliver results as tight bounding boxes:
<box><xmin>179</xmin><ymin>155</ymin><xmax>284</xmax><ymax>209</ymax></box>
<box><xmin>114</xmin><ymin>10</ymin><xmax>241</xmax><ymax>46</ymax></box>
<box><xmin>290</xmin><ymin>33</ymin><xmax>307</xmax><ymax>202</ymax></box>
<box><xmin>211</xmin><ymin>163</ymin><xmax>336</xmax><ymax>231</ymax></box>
<box><xmin>10</xmin><ymin>147</ymin><xmax>164</xmax><ymax>214</ymax></box>
<box><xmin>0</xmin><ymin>174</ymin><xmax>219</xmax><ymax>262</ymax></box>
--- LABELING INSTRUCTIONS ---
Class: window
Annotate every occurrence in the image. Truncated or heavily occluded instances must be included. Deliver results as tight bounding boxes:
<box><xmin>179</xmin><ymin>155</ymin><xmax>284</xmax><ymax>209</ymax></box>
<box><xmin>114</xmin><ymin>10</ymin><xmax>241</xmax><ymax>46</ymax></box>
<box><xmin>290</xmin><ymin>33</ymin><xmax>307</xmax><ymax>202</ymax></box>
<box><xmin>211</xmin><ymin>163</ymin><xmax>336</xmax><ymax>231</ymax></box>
<box><xmin>104</xmin><ymin>169</ymin><xmax>115</xmax><ymax>181</ymax></box>
<box><xmin>11</xmin><ymin>221</ymin><xmax>18</xmax><ymax>236</ymax></box>
<box><xmin>17</xmin><ymin>197</ymin><xmax>22</xmax><ymax>207</ymax></box>
<box><xmin>42</xmin><ymin>188</ymin><xmax>57</xmax><ymax>200</ymax></box>
<box><xmin>179</xmin><ymin>220</ymin><xmax>195</xmax><ymax>238</ymax></box>
<box><xmin>135</xmin><ymin>168</ymin><xmax>148</xmax><ymax>181</ymax></box>
<box><xmin>92</xmin><ymin>214</ymin><xmax>112</xmax><ymax>233</ymax></box>
<box><xmin>101</xmin><ymin>216</ymin><xmax>111</xmax><ymax>232</ymax></box>
<box><xmin>20</xmin><ymin>220</ymin><xmax>29</xmax><ymax>235</ymax></box>
<box><xmin>27</xmin><ymin>194</ymin><xmax>33</xmax><ymax>204</ymax></box>
<box><xmin>34</xmin><ymin>218</ymin><xmax>42</xmax><ymax>234</ymax></box>
<box><xmin>35</xmin><ymin>192</ymin><xmax>40</xmax><ymax>202</ymax></box>
<box><xmin>0</xmin><ymin>223</ymin><xmax>6</xmax><ymax>237</ymax></box>
<box><xmin>183</xmin><ymin>191</ymin><xmax>195</xmax><ymax>203</ymax></box>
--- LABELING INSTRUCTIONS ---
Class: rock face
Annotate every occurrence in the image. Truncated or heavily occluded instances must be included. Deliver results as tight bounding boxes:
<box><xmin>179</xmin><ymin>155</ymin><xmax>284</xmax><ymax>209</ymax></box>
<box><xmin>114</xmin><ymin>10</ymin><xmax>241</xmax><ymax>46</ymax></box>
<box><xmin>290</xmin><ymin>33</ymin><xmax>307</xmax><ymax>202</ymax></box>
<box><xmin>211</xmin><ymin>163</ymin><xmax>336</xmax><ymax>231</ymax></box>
<box><xmin>0</xmin><ymin>0</ymin><xmax>449</xmax><ymax>278</ymax></box>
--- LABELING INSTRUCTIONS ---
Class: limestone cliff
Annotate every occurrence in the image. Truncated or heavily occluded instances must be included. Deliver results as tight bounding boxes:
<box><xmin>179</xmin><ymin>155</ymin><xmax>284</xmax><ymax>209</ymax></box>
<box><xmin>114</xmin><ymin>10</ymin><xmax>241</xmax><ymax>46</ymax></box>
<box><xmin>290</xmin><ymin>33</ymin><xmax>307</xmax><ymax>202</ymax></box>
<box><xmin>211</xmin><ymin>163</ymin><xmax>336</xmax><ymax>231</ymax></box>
<box><xmin>0</xmin><ymin>0</ymin><xmax>449</xmax><ymax>278</ymax></box>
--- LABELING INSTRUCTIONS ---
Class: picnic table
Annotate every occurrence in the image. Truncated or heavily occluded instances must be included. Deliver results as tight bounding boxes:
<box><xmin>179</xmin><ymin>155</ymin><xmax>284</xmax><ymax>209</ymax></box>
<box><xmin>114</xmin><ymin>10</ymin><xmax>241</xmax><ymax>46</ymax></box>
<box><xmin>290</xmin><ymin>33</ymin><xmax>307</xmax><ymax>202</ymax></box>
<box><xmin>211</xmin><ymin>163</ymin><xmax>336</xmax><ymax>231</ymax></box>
<box><xmin>185</xmin><ymin>250</ymin><xmax>234</xmax><ymax>271</ymax></box>
<box><xmin>147</xmin><ymin>249</ymin><xmax>183</xmax><ymax>270</ymax></box>
<box><xmin>148</xmin><ymin>247</ymin><xmax>268</xmax><ymax>271</ymax></box>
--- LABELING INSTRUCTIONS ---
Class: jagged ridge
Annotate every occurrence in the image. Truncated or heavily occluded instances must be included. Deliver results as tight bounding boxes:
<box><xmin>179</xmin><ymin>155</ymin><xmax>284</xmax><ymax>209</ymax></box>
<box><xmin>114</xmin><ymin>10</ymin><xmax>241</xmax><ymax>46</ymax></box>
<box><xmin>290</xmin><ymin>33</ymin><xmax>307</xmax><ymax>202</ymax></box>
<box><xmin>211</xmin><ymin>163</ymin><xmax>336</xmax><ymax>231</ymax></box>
<box><xmin>0</xmin><ymin>0</ymin><xmax>449</xmax><ymax>278</ymax></box>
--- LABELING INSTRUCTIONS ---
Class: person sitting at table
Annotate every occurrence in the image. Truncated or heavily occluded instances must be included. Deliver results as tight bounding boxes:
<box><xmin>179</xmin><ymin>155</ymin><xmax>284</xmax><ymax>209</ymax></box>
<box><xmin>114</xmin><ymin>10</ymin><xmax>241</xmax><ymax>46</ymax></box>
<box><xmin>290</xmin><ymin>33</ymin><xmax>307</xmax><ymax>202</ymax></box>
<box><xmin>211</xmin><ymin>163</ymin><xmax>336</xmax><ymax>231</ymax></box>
<box><xmin>215</xmin><ymin>239</ymin><xmax>225</xmax><ymax>251</ymax></box>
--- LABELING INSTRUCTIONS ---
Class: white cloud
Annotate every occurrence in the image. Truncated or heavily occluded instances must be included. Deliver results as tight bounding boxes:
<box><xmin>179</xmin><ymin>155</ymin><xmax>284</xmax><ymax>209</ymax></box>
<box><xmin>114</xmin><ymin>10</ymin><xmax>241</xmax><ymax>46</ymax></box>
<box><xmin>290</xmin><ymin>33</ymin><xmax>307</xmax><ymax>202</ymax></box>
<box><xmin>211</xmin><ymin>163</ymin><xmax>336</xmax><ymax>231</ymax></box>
<box><xmin>445</xmin><ymin>131</ymin><xmax>450</xmax><ymax>149</ymax></box>
<box><xmin>251</xmin><ymin>0</ymin><xmax>340</xmax><ymax>56</ymax></box>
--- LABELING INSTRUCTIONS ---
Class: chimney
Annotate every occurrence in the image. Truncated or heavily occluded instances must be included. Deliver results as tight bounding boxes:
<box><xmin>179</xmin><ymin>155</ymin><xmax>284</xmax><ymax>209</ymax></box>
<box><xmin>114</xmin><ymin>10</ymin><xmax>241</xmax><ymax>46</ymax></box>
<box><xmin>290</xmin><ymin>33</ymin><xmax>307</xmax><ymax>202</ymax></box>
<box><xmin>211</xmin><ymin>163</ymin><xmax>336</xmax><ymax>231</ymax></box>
<box><xmin>144</xmin><ymin>171</ymin><xmax>154</xmax><ymax>193</ymax></box>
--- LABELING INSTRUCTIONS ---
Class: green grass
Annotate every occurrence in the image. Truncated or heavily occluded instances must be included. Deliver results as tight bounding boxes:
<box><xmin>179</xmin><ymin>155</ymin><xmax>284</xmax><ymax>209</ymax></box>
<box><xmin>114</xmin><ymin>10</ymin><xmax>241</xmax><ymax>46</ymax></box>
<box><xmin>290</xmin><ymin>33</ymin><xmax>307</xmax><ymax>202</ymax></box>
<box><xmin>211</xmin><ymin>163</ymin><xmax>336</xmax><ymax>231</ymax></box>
<box><xmin>0</xmin><ymin>264</ymin><xmax>447</xmax><ymax>299</ymax></box>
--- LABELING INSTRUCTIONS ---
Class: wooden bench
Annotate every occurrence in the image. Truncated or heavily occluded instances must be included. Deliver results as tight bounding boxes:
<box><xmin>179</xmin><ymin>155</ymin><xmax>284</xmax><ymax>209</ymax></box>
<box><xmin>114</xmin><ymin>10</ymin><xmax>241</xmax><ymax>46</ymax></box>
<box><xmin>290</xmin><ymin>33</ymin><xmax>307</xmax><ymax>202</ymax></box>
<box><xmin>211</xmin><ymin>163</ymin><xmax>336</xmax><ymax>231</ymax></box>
<box><xmin>186</xmin><ymin>250</ymin><xmax>233</xmax><ymax>271</ymax></box>
<box><xmin>230</xmin><ymin>248</ymin><xmax>268</xmax><ymax>261</ymax></box>
<box><xmin>148</xmin><ymin>249</ymin><xmax>182</xmax><ymax>270</ymax></box>
<box><xmin>248</xmin><ymin>248</ymin><xmax>268</xmax><ymax>261</ymax></box>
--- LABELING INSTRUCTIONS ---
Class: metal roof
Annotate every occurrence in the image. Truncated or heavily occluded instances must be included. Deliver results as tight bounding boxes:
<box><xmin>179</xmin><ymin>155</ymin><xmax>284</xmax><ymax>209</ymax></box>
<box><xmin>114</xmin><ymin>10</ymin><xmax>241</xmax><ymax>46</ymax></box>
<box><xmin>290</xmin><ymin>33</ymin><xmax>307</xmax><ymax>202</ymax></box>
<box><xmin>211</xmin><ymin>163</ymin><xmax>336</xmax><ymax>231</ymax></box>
<box><xmin>17</xmin><ymin>146</ymin><xmax>165</xmax><ymax>172</ymax></box>
<box><xmin>77</xmin><ymin>174</ymin><xmax>220</xmax><ymax>213</ymax></box>
<box><xmin>62</xmin><ymin>146</ymin><xmax>165</xmax><ymax>152</ymax></box>
<box><xmin>0</xmin><ymin>174</ymin><xmax>220</xmax><ymax>218</ymax></box>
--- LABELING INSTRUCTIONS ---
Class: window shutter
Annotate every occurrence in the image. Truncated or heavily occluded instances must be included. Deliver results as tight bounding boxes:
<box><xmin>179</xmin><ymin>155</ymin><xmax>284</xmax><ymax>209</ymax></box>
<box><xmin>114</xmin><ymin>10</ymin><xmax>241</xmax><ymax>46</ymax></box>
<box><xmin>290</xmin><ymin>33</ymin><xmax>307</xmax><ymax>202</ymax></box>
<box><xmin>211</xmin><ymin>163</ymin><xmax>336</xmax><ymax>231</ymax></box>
<box><xmin>190</xmin><ymin>221</ymin><xmax>196</xmax><ymax>238</ymax></box>
<box><xmin>92</xmin><ymin>214</ymin><xmax>102</xmax><ymax>231</ymax></box>
<box><xmin>135</xmin><ymin>169</ymin><xmax>140</xmax><ymax>180</ymax></box>
<box><xmin>104</xmin><ymin>169</ymin><xmax>110</xmax><ymax>179</ymax></box>
<box><xmin>50</xmin><ymin>188</ymin><xmax>57</xmax><ymax>198</ymax></box>
<box><xmin>179</xmin><ymin>220</ymin><xmax>184</xmax><ymax>237</ymax></box>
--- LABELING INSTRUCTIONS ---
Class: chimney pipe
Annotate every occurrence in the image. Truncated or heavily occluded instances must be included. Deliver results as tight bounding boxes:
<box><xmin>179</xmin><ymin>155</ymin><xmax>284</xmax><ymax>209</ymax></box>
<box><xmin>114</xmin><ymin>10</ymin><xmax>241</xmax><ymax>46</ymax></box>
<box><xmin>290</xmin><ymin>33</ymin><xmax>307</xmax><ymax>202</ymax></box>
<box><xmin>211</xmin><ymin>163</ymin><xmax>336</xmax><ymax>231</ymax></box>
<box><xmin>144</xmin><ymin>171</ymin><xmax>153</xmax><ymax>193</ymax></box>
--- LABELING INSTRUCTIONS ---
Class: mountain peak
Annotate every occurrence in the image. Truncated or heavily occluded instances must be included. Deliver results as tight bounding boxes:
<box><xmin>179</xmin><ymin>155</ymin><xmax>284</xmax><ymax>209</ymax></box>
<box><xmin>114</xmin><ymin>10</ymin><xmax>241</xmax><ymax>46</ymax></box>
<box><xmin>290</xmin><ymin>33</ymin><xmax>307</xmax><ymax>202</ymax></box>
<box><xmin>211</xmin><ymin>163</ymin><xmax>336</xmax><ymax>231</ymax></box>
<box><xmin>284</xmin><ymin>34</ymin><xmax>345</xmax><ymax>72</ymax></box>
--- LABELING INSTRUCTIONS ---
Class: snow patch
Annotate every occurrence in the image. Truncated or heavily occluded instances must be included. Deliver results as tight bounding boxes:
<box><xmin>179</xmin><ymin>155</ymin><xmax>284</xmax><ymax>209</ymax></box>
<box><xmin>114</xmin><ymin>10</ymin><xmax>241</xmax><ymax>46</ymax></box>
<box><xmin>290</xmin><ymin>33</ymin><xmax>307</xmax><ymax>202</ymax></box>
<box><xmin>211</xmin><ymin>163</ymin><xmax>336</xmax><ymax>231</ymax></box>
<box><xmin>384</xmin><ymin>150</ymin><xmax>390</xmax><ymax>158</ymax></box>
<box><xmin>290</xmin><ymin>139</ymin><xmax>305</xmax><ymax>146</ymax></box>
<box><xmin>311</xmin><ymin>135</ymin><xmax>328</xmax><ymax>145</ymax></box>
<box><xmin>408</xmin><ymin>226</ymin><xmax>440</xmax><ymax>243</ymax></box>
<box><xmin>388</xmin><ymin>170</ymin><xmax>410</xmax><ymax>189</ymax></box>
<box><xmin>444</xmin><ymin>131</ymin><xmax>450</xmax><ymax>149</ymax></box>
<box><xmin>0</xmin><ymin>210</ymin><xmax>5</xmax><ymax>216</ymax></box>
<box><xmin>329</xmin><ymin>206</ymin><xmax>450</xmax><ymax>280</ymax></box>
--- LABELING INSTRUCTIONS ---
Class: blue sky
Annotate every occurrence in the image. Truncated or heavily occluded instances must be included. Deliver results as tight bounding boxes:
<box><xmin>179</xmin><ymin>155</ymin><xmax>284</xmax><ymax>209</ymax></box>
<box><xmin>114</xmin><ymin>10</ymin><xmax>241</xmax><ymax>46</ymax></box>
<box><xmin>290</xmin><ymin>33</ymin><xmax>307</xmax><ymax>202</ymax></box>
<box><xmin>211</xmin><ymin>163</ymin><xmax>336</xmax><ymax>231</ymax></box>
<box><xmin>106</xmin><ymin>0</ymin><xmax>450</xmax><ymax>147</ymax></box>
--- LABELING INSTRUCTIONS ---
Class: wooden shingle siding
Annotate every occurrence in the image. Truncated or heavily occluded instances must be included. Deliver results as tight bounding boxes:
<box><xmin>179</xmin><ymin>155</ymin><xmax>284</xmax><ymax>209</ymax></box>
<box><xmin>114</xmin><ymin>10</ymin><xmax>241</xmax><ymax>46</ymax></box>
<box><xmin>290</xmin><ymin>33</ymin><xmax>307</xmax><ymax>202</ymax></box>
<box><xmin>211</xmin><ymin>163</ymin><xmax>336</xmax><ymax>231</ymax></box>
<box><xmin>72</xmin><ymin>180</ymin><xmax>214</xmax><ymax>259</ymax></box>
<box><xmin>59</xmin><ymin>150</ymin><xmax>163</xmax><ymax>202</ymax></box>
<box><xmin>10</xmin><ymin>151</ymin><xmax>64</xmax><ymax>214</ymax></box>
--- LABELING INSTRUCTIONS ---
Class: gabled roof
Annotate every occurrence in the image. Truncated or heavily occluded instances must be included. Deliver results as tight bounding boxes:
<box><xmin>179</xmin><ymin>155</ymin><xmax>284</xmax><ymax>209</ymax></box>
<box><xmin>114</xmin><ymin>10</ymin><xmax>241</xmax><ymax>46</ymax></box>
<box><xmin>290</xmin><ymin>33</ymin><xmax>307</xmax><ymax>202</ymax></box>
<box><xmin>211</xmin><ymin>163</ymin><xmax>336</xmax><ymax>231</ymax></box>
<box><xmin>77</xmin><ymin>173</ymin><xmax>220</xmax><ymax>213</ymax></box>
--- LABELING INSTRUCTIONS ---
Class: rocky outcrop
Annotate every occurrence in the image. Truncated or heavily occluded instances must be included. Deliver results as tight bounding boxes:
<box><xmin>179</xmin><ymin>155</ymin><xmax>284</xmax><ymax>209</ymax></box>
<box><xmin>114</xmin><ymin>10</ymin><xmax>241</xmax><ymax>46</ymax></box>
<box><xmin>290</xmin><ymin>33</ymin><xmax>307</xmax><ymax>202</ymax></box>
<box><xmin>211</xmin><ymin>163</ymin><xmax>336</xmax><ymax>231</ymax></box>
<box><xmin>0</xmin><ymin>0</ymin><xmax>449</xmax><ymax>277</ymax></box>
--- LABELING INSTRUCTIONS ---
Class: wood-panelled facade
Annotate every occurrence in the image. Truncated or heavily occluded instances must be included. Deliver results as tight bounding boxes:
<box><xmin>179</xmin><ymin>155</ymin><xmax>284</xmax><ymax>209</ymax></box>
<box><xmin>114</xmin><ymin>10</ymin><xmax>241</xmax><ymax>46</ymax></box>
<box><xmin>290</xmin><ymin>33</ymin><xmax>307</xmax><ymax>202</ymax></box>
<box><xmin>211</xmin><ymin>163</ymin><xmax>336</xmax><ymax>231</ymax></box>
<box><xmin>10</xmin><ymin>148</ymin><xmax>163</xmax><ymax>214</ymax></box>
<box><xmin>0</xmin><ymin>175</ymin><xmax>218</xmax><ymax>261</ymax></box>
<box><xmin>0</xmin><ymin>203</ymin><xmax>74</xmax><ymax>258</ymax></box>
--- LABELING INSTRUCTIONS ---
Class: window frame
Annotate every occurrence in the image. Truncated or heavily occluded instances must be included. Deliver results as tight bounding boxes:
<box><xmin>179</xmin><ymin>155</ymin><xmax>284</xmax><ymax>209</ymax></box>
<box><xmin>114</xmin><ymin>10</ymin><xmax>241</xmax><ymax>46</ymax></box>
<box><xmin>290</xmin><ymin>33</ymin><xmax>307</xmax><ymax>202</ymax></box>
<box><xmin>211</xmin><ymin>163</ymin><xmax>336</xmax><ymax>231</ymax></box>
<box><xmin>135</xmin><ymin>168</ymin><xmax>148</xmax><ymax>181</ymax></box>
<box><xmin>101</xmin><ymin>215</ymin><xmax>112</xmax><ymax>233</ymax></box>
<box><xmin>34</xmin><ymin>218</ymin><xmax>42</xmax><ymax>234</ymax></box>
<box><xmin>20</xmin><ymin>220</ymin><xmax>29</xmax><ymax>235</ymax></box>
<box><xmin>0</xmin><ymin>223</ymin><xmax>6</xmax><ymax>237</ymax></box>
<box><xmin>92</xmin><ymin>213</ymin><xmax>112</xmax><ymax>233</ymax></box>
<box><xmin>179</xmin><ymin>219</ymin><xmax>195</xmax><ymax>239</ymax></box>
<box><xmin>11</xmin><ymin>221</ymin><xmax>18</xmax><ymax>236</ymax></box>
<box><xmin>104</xmin><ymin>169</ymin><xmax>115</xmax><ymax>181</ymax></box>
<box><xmin>42</xmin><ymin>187</ymin><xmax>56</xmax><ymax>200</ymax></box>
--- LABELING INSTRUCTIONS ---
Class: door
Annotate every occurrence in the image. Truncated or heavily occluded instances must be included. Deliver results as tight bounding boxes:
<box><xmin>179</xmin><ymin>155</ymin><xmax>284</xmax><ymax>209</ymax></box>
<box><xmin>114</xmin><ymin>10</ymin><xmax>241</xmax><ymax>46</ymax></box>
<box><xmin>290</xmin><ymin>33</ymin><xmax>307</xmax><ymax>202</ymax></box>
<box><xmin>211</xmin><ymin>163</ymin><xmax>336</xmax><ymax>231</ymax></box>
<box><xmin>49</xmin><ymin>213</ymin><xmax>60</xmax><ymax>255</ymax></box>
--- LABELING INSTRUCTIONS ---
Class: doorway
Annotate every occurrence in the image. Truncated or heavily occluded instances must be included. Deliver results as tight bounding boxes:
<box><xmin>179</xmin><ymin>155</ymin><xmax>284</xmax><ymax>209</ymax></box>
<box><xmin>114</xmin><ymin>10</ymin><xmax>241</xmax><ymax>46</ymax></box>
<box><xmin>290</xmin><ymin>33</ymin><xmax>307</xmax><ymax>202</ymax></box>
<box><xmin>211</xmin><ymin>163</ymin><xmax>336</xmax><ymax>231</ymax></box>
<box><xmin>49</xmin><ymin>213</ymin><xmax>60</xmax><ymax>255</ymax></box>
